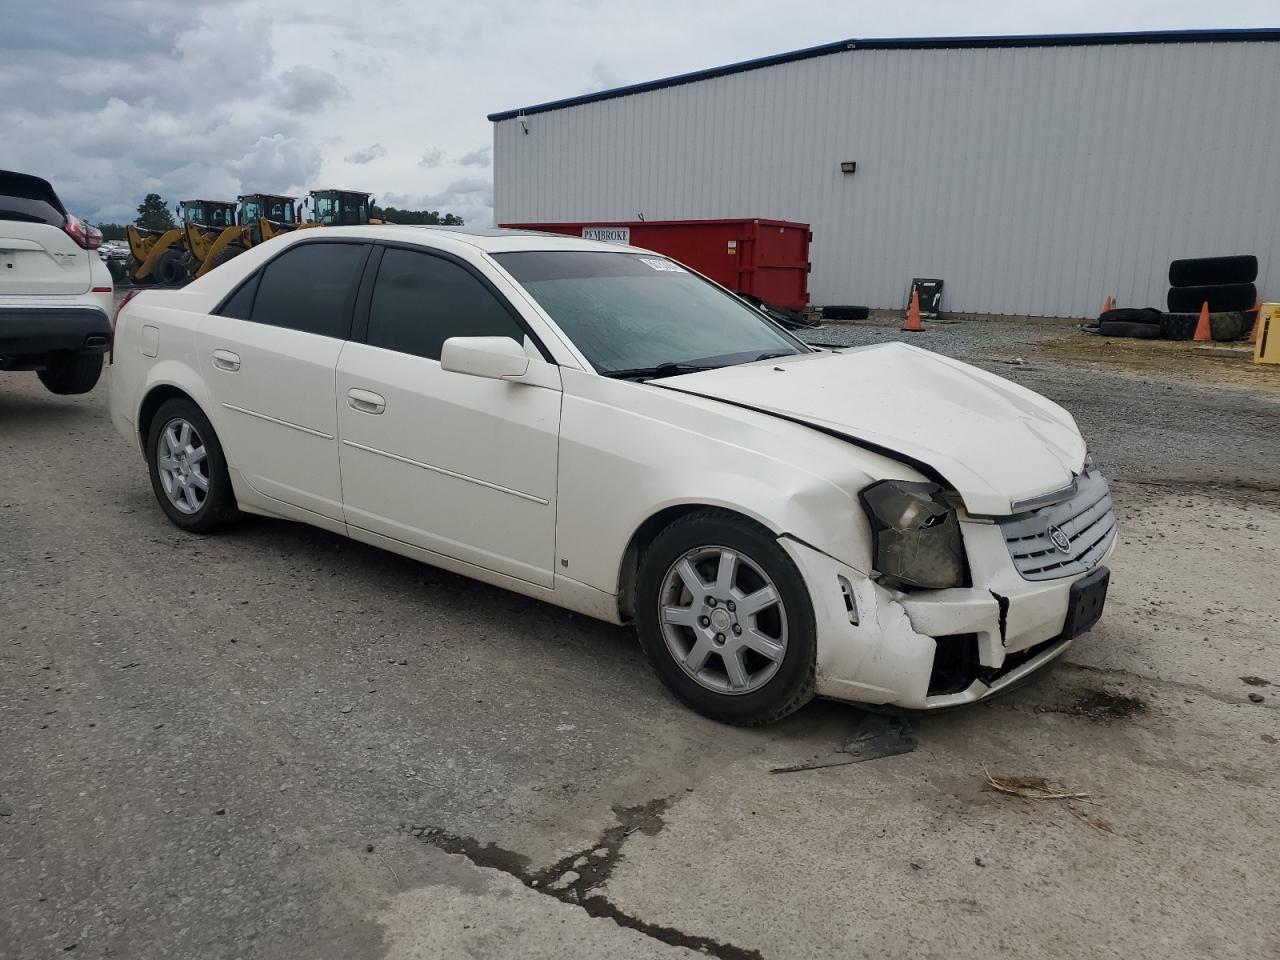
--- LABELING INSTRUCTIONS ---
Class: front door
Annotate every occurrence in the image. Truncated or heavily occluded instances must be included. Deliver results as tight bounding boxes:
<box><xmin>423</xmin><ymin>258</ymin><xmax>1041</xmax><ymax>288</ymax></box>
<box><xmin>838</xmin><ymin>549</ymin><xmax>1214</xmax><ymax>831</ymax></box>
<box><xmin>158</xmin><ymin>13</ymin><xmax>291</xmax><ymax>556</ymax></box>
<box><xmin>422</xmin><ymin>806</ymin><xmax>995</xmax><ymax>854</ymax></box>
<box><xmin>336</xmin><ymin>245</ymin><xmax>561</xmax><ymax>586</ymax></box>
<box><xmin>196</xmin><ymin>240</ymin><xmax>370</xmax><ymax>521</ymax></box>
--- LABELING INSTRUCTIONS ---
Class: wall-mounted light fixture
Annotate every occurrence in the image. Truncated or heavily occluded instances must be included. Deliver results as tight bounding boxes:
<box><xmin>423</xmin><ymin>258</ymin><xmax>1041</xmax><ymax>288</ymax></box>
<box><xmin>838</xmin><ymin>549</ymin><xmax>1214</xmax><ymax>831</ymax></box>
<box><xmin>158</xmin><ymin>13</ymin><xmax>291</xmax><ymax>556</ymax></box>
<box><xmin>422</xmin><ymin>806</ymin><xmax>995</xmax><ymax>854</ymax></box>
<box><xmin>840</xmin><ymin>161</ymin><xmax>857</xmax><ymax>174</ymax></box>
<box><xmin>517</xmin><ymin>114</ymin><xmax>529</xmax><ymax>135</ymax></box>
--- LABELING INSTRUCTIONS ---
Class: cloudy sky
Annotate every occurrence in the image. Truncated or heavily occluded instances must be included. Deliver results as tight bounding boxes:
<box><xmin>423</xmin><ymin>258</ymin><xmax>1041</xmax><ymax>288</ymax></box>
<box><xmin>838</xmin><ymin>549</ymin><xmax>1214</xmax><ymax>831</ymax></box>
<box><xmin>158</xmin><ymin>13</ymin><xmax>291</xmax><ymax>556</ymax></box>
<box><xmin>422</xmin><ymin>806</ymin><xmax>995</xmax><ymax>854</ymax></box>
<box><xmin>1</xmin><ymin>0</ymin><xmax>1273</xmax><ymax>226</ymax></box>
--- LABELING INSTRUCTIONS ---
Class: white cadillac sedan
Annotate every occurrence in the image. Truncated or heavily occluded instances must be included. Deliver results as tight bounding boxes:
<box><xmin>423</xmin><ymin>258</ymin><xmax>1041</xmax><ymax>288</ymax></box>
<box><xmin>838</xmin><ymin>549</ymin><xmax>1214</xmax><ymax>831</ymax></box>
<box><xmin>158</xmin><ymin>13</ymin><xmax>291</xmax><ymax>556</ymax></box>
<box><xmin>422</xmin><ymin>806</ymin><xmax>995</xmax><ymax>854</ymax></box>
<box><xmin>109</xmin><ymin>226</ymin><xmax>1116</xmax><ymax>725</ymax></box>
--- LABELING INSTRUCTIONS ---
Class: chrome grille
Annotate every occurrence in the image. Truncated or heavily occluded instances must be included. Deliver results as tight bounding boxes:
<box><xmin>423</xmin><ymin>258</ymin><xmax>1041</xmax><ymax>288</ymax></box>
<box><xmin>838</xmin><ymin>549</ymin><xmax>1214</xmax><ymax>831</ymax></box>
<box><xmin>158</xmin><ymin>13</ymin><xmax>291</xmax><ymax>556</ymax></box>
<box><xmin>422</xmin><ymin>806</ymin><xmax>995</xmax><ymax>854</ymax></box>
<box><xmin>1000</xmin><ymin>470</ymin><xmax>1116</xmax><ymax>581</ymax></box>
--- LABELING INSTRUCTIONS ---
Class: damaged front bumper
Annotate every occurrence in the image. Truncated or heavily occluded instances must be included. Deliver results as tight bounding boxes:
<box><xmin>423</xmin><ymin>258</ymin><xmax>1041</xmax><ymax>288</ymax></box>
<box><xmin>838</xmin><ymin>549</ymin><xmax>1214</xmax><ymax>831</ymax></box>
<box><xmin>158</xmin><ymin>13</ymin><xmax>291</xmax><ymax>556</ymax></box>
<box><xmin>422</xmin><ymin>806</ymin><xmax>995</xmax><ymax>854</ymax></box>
<box><xmin>780</xmin><ymin>521</ymin><xmax>1116</xmax><ymax>710</ymax></box>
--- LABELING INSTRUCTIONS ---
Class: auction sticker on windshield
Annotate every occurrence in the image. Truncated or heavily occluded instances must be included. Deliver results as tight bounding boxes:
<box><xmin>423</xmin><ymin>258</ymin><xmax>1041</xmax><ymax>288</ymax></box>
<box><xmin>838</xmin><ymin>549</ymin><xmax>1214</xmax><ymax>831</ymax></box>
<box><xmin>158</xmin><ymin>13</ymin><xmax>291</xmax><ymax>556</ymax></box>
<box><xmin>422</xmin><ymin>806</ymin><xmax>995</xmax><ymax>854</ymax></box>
<box><xmin>638</xmin><ymin>257</ymin><xmax>685</xmax><ymax>272</ymax></box>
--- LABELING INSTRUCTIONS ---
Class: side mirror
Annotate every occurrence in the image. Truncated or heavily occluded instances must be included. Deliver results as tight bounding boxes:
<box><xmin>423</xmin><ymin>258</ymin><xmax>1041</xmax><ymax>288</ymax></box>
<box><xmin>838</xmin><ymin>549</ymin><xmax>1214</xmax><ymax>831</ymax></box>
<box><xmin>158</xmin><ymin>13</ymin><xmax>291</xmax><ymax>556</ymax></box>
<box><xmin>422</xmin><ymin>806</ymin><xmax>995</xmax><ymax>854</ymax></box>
<box><xmin>440</xmin><ymin>336</ymin><xmax>530</xmax><ymax>381</ymax></box>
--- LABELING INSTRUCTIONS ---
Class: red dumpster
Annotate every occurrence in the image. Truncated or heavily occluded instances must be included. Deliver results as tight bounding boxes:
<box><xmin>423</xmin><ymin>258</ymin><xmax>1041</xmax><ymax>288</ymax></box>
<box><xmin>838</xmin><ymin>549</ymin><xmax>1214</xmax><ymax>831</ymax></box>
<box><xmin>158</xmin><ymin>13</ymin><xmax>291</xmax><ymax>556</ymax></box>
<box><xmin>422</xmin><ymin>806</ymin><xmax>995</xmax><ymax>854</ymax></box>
<box><xmin>499</xmin><ymin>218</ymin><xmax>811</xmax><ymax>313</ymax></box>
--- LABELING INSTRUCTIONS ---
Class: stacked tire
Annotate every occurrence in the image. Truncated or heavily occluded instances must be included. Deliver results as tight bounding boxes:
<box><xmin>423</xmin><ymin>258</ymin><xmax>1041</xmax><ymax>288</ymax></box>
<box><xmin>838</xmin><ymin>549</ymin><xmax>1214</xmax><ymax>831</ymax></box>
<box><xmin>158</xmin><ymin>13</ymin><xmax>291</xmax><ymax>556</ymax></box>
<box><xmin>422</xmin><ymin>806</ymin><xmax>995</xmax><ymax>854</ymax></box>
<box><xmin>1096</xmin><ymin>307</ymin><xmax>1162</xmax><ymax>339</ymax></box>
<box><xmin>1163</xmin><ymin>255</ymin><xmax>1257</xmax><ymax>342</ymax></box>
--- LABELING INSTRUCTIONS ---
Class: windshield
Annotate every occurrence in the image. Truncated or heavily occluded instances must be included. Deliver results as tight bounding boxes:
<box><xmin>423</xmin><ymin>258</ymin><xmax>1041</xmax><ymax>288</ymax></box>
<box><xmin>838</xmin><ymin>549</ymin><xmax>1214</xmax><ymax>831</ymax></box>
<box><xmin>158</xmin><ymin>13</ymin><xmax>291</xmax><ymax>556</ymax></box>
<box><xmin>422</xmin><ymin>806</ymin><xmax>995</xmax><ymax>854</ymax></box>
<box><xmin>313</xmin><ymin>194</ymin><xmax>365</xmax><ymax>225</ymax></box>
<box><xmin>267</xmin><ymin>198</ymin><xmax>294</xmax><ymax>223</ymax></box>
<box><xmin>494</xmin><ymin>251</ymin><xmax>806</xmax><ymax>376</ymax></box>
<box><xmin>241</xmin><ymin>199</ymin><xmax>262</xmax><ymax>223</ymax></box>
<box><xmin>313</xmin><ymin>195</ymin><xmax>338</xmax><ymax>224</ymax></box>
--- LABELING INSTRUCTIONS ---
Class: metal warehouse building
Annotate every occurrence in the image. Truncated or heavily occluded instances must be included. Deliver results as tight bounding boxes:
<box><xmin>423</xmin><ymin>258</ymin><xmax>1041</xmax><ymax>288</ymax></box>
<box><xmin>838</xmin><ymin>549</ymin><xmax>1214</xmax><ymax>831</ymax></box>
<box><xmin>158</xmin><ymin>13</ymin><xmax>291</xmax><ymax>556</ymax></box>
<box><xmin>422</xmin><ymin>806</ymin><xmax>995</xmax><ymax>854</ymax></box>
<box><xmin>490</xmin><ymin>29</ymin><xmax>1280</xmax><ymax>318</ymax></box>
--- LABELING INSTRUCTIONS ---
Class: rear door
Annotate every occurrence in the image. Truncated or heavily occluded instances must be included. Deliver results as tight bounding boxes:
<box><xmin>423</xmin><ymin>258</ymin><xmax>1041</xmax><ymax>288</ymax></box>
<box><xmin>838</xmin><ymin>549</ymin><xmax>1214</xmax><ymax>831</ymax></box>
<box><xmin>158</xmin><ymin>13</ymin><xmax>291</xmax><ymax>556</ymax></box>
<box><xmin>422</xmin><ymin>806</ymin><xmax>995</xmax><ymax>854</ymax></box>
<box><xmin>196</xmin><ymin>239</ymin><xmax>371</xmax><ymax>521</ymax></box>
<box><xmin>0</xmin><ymin>171</ymin><xmax>91</xmax><ymax>298</ymax></box>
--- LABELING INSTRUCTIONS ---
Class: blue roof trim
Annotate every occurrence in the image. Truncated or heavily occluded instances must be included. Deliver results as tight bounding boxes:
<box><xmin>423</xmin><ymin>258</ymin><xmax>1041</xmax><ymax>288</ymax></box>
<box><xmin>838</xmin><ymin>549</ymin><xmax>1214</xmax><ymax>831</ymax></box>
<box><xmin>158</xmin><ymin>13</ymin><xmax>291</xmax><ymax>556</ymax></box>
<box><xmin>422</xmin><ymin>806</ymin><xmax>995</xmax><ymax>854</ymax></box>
<box><xmin>488</xmin><ymin>28</ymin><xmax>1280</xmax><ymax>121</ymax></box>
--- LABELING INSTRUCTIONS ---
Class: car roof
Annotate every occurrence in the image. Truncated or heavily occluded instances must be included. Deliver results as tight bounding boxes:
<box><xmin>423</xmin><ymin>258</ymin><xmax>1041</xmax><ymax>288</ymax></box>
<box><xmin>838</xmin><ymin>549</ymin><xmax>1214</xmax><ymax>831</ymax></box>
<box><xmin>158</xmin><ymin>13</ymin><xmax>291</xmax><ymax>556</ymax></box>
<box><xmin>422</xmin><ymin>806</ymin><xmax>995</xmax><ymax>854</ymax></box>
<box><xmin>309</xmin><ymin>223</ymin><xmax>650</xmax><ymax>255</ymax></box>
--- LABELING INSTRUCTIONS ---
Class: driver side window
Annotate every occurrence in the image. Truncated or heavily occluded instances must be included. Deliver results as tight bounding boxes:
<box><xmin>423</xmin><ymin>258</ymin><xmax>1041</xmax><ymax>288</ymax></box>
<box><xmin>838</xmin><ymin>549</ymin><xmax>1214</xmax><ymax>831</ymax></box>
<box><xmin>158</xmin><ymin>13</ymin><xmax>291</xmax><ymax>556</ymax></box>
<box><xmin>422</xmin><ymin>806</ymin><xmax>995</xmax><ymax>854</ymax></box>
<box><xmin>365</xmin><ymin>248</ymin><xmax>527</xmax><ymax>361</ymax></box>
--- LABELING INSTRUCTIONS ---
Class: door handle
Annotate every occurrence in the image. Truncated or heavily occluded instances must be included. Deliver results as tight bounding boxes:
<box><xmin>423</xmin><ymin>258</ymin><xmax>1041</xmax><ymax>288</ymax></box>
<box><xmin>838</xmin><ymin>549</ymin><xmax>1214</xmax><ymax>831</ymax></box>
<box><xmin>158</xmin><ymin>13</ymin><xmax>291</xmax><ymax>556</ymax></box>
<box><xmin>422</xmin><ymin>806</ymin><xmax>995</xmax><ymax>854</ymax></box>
<box><xmin>347</xmin><ymin>388</ymin><xmax>386</xmax><ymax>414</ymax></box>
<box><xmin>212</xmin><ymin>349</ymin><xmax>241</xmax><ymax>372</ymax></box>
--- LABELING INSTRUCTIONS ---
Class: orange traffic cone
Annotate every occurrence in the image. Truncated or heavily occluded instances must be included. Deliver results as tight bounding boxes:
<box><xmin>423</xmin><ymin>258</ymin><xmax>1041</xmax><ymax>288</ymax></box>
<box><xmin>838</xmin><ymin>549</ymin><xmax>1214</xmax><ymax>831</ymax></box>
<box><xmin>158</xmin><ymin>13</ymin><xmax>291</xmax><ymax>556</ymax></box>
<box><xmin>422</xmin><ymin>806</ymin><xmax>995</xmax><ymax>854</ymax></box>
<box><xmin>1247</xmin><ymin>301</ymin><xmax>1262</xmax><ymax>344</ymax></box>
<box><xmin>1102</xmin><ymin>295</ymin><xmax>1114</xmax><ymax>314</ymax></box>
<box><xmin>902</xmin><ymin>290</ymin><xmax>924</xmax><ymax>332</ymax></box>
<box><xmin>1193</xmin><ymin>301</ymin><xmax>1212</xmax><ymax>342</ymax></box>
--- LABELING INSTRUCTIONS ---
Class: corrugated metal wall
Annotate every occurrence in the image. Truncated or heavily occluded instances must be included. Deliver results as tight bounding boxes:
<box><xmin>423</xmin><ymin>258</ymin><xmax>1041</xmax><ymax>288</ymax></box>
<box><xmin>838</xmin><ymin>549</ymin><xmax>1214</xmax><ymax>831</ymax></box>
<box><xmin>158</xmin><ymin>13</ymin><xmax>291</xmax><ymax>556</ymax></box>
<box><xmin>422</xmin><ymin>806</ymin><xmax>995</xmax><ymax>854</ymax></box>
<box><xmin>493</xmin><ymin>41</ymin><xmax>1280</xmax><ymax>317</ymax></box>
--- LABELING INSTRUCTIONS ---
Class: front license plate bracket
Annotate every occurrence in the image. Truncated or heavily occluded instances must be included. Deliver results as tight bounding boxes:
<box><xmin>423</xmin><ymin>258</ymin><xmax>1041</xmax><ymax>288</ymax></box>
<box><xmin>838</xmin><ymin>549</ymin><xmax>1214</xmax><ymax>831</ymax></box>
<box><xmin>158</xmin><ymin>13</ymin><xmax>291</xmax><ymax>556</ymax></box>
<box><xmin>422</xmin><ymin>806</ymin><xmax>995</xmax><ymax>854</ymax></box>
<box><xmin>1062</xmin><ymin>566</ymin><xmax>1109</xmax><ymax>640</ymax></box>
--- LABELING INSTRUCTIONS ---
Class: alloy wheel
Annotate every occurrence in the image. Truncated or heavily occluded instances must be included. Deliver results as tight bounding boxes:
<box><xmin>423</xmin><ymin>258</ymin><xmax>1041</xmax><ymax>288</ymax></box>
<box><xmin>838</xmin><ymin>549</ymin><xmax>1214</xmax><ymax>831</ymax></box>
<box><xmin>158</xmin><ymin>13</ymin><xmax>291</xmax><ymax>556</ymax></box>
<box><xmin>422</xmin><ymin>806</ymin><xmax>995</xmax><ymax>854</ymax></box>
<box><xmin>156</xmin><ymin>417</ymin><xmax>210</xmax><ymax>515</ymax></box>
<box><xmin>657</xmin><ymin>545</ymin><xmax>788</xmax><ymax>695</ymax></box>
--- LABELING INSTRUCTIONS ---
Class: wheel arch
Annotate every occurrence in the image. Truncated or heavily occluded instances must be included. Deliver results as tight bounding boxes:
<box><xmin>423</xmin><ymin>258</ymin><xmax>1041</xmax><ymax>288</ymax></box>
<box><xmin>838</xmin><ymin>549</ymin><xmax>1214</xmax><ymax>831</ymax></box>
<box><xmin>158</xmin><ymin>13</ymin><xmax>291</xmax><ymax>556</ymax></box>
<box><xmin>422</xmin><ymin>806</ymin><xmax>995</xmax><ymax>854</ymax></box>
<box><xmin>137</xmin><ymin>381</ymin><xmax>208</xmax><ymax>449</ymax></box>
<box><xmin>615</xmin><ymin>502</ymin><xmax>781</xmax><ymax>623</ymax></box>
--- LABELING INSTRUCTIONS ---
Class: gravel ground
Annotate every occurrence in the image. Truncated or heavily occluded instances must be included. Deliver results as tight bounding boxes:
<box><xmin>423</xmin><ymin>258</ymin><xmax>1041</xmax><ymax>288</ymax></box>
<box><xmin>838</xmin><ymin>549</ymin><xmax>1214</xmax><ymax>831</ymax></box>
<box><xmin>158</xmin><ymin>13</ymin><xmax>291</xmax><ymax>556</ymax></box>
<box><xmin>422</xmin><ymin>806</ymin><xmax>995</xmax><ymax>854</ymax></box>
<box><xmin>2</xmin><ymin>321</ymin><xmax>1278</xmax><ymax>960</ymax></box>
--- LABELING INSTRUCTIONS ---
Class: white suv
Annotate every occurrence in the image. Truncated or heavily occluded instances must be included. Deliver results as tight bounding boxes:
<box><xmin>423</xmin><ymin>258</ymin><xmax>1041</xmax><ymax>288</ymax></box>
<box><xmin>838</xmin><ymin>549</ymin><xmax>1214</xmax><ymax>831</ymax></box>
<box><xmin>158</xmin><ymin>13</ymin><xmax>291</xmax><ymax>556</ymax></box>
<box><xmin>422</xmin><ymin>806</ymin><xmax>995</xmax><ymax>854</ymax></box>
<box><xmin>109</xmin><ymin>225</ymin><xmax>1114</xmax><ymax>725</ymax></box>
<box><xmin>1</xmin><ymin>170</ymin><xmax>114</xmax><ymax>394</ymax></box>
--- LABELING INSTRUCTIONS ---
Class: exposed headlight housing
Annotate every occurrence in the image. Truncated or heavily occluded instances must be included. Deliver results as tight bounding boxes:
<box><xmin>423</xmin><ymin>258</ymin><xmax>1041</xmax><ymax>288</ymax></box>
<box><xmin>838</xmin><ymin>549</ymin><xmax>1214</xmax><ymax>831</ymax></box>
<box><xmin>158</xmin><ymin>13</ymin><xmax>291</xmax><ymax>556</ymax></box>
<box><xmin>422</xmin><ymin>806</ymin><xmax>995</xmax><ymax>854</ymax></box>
<box><xmin>859</xmin><ymin>480</ymin><xmax>968</xmax><ymax>589</ymax></box>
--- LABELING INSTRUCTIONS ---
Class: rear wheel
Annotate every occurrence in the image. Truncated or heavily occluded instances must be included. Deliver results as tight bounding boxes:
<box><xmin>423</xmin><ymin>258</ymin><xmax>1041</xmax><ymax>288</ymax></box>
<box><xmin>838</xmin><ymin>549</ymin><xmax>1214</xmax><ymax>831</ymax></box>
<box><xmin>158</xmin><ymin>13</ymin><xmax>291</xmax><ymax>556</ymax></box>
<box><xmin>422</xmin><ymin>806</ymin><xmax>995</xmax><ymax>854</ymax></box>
<box><xmin>145</xmin><ymin>398</ymin><xmax>239</xmax><ymax>532</ymax></box>
<box><xmin>636</xmin><ymin>510</ymin><xmax>816</xmax><ymax>725</ymax></box>
<box><xmin>37</xmin><ymin>353</ymin><xmax>103</xmax><ymax>394</ymax></box>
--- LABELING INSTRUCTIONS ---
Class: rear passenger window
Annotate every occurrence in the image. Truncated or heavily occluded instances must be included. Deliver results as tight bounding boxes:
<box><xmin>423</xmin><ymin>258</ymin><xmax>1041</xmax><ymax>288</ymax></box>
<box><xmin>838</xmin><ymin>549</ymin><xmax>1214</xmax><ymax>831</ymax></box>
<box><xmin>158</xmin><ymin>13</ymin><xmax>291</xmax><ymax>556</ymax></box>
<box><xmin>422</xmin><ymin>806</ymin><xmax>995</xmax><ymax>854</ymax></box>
<box><xmin>366</xmin><ymin>248</ymin><xmax>526</xmax><ymax>361</ymax></box>
<box><xmin>218</xmin><ymin>273</ymin><xmax>259</xmax><ymax>320</ymax></box>
<box><xmin>249</xmin><ymin>242</ymin><xmax>367</xmax><ymax>338</ymax></box>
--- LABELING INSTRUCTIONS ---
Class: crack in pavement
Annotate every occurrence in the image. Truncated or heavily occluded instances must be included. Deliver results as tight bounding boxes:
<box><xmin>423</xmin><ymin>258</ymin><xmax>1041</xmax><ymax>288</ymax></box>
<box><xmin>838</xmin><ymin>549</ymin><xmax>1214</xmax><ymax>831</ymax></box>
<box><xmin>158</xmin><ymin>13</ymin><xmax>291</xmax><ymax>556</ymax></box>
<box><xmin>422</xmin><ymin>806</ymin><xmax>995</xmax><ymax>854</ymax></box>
<box><xmin>403</xmin><ymin>797</ymin><xmax>762</xmax><ymax>960</ymax></box>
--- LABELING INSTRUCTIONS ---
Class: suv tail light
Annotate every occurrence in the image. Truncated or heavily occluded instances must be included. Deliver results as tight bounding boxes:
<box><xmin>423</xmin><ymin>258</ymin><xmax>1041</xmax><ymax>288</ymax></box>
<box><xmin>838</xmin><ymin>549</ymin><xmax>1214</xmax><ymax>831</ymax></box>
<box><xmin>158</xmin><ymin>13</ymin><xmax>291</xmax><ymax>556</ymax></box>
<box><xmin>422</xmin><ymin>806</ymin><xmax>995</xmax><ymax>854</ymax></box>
<box><xmin>64</xmin><ymin>213</ymin><xmax>102</xmax><ymax>250</ymax></box>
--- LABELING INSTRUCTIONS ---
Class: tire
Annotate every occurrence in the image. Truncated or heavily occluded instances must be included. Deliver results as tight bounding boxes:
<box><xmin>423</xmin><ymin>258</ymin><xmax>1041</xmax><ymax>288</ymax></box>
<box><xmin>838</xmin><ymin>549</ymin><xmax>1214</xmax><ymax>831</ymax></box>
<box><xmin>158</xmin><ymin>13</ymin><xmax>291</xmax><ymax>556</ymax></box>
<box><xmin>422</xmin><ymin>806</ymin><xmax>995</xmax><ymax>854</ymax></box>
<box><xmin>1159</xmin><ymin>312</ymin><xmax>1199</xmax><ymax>341</ymax></box>
<box><xmin>1169</xmin><ymin>255</ymin><xmax>1257</xmax><ymax>287</ymax></box>
<box><xmin>106</xmin><ymin>259</ymin><xmax>128</xmax><ymax>283</ymax></box>
<box><xmin>37</xmin><ymin>353</ymin><xmax>103</xmax><ymax>394</ymax></box>
<box><xmin>635</xmin><ymin>509</ymin><xmax>816</xmax><ymax>726</ymax></box>
<box><xmin>1167</xmin><ymin>283</ymin><xmax>1256</xmax><ymax>314</ymax></box>
<box><xmin>1098</xmin><ymin>307</ymin><xmax>1161</xmax><ymax>325</ymax></box>
<box><xmin>821</xmin><ymin>305</ymin><xmax>870</xmax><ymax>322</ymax></box>
<box><xmin>210</xmin><ymin>243</ymin><xmax>247</xmax><ymax>270</ymax></box>
<box><xmin>1209</xmin><ymin>311</ymin><xmax>1248</xmax><ymax>342</ymax></box>
<box><xmin>145</xmin><ymin>398</ymin><xmax>239</xmax><ymax>533</ymax></box>
<box><xmin>1098</xmin><ymin>320</ymin><xmax>1161</xmax><ymax>339</ymax></box>
<box><xmin>153</xmin><ymin>248</ymin><xmax>186</xmax><ymax>286</ymax></box>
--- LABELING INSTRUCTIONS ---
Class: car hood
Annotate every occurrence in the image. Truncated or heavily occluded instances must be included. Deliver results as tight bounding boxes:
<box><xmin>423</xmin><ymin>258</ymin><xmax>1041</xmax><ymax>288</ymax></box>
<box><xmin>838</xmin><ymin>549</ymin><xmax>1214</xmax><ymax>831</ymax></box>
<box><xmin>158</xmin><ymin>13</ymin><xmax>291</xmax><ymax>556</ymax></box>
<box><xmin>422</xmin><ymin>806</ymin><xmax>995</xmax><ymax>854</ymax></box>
<box><xmin>658</xmin><ymin>342</ymin><xmax>1086</xmax><ymax>516</ymax></box>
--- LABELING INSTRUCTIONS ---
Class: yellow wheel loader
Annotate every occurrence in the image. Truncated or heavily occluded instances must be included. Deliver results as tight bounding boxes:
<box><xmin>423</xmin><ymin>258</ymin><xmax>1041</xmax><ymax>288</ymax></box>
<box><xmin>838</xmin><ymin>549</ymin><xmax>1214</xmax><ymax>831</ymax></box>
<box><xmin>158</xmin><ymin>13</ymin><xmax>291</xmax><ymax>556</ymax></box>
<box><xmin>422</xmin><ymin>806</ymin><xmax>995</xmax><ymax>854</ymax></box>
<box><xmin>179</xmin><ymin>199</ymin><xmax>241</xmax><ymax>280</ymax></box>
<box><xmin>305</xmin><ymin>189</ymin><xmax>383</xmax><ymax>226</ymax></box>
<box><xmin>126</xmin><ymin>199</ymin><xmax>235</xmax><ymax>285</ymax></box>
<box><xmin>193</xmin><ymin>193</ymin><xmax>302</xmax><ymax>278</ymax></box>
<box><xmin>241</xmin><ymin>193</ymin><xmax>302</xmax><ymax>243</ymax></box>
<box><xmin>125</xmin><ymin>223</ymin><xmax>185</xmax><ymax>285</ymax></box>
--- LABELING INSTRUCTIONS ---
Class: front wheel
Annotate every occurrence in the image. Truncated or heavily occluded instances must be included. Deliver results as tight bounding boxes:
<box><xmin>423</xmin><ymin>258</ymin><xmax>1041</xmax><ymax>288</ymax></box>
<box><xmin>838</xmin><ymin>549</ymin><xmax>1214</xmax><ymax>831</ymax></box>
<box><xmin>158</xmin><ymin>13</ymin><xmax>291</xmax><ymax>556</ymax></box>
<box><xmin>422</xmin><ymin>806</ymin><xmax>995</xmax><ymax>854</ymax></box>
<box><xmin>636</xmin><ymin>510</ymin><xmax>816</xmax><ymax>725</ymax></box>
<box><xmin>153</xmin><ymin>248</ymin><xmax>186</xmax><ymax>285</ymax></box>
<box><xmin>145</xmin><ymin>398</ymin><xmax>239</xmax><ymax>532</ymax></box>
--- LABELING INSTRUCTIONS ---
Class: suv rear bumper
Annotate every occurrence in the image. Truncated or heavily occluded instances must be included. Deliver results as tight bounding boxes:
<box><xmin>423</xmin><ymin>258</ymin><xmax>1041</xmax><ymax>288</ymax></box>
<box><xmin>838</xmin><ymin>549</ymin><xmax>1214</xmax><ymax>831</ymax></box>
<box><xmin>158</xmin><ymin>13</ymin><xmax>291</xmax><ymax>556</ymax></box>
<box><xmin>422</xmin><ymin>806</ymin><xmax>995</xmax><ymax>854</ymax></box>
<box><xmin>0</xmin><ymin>307</ymin><xmax>111</xmax><ymax>364</ymax></box>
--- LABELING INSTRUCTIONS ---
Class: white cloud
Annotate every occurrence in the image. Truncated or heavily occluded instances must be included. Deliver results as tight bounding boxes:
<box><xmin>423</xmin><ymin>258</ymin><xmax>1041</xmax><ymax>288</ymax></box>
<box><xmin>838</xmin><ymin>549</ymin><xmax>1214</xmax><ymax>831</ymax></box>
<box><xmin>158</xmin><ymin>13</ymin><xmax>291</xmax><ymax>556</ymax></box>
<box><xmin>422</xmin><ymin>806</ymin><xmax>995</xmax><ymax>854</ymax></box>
<box><xmin>3</xmin><ymin>0</ymin><xmax>1276</xmax><ymax>227</ymax></box>
<box><xmin>230</xmin><ymin>135</ymin><xmax>323</xmax><ymax>192</ymax></box>
<box><xmin>383</xmin><ymin>178</ymin><xmax>495</xmax><ymax>227</ymax></box>
<box><xmin>273</xmin><ymin>65</ymin><xmax>344</xmax><ymax>113</ymax></box>
<box><xmin>343</xmin><ymin>142</ymin><xmax>387</xmax><ymax>165</ymax></box>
